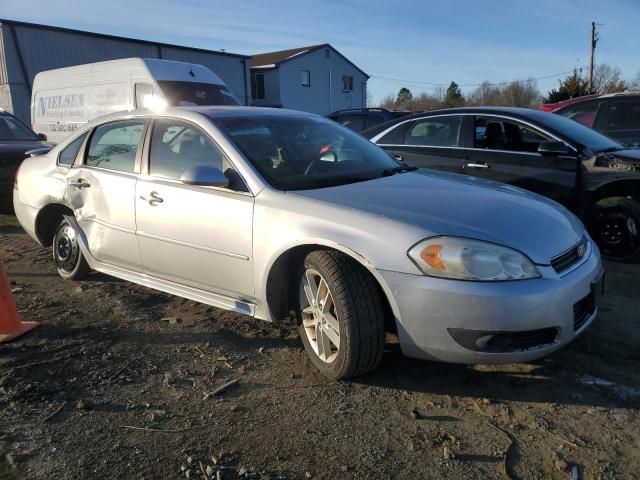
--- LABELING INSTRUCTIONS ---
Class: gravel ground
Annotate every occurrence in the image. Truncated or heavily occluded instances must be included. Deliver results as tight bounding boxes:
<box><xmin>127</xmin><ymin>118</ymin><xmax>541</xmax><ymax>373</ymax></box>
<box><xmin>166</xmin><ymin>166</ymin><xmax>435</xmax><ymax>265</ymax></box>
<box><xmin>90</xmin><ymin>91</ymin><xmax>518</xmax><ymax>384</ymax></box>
<box><xmin>0</xmin><ymin>213</ymin><xmax>639</xmax><ymax>480</ymax></box>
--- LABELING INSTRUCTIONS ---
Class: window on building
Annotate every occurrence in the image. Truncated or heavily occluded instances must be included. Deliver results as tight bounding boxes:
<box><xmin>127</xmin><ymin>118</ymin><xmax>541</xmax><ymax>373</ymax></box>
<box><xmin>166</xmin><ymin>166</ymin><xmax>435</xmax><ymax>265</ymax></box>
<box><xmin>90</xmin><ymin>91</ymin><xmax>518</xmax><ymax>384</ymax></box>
<box><xmin>342</xmin><ymin>76</ymin><xmax>354</xmax><ymax>92</ymax></box>
<box><xmin>252</xmin><ymin>73</ymin><xmax>265</xmax><ymax>100</ymax></box>
<box><xmin>301</xmin><ymin>70</ymin><xmax>311</xmax><ymax>87</ymax></box>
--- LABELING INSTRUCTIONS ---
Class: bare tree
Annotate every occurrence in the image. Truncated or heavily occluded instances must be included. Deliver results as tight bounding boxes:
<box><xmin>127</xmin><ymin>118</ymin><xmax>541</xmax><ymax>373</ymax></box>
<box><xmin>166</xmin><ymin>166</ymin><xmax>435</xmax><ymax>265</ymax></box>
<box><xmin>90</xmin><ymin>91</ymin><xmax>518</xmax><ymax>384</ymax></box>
<box><xmin>467</xmin><ymin>79</ymin><xmax>540</xmax><ymax>107</ymax></box>
<box><xmin>592</xmin><ymin>64</ymin><xmax>627</xmax><ymax>94</ymax></box>
<box><xmin>630</xmin><ymin>70</ymin><xmax>640</xmax><ymax>92</ymax></box>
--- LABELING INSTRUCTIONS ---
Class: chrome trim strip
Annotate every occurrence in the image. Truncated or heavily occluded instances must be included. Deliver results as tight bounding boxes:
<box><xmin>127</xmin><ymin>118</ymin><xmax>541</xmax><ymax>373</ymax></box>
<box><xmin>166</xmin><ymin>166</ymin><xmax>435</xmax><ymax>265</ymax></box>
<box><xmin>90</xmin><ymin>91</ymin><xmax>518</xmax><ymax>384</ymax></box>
<box><xmin>377</xmin><ymin>144</ymin><xmax>552</xmax><ymax>157</ymax></box>
<box><xmin>136</xmin><ymin>230</ymin><xmax>249</xmax><ymax>260</ymax></box>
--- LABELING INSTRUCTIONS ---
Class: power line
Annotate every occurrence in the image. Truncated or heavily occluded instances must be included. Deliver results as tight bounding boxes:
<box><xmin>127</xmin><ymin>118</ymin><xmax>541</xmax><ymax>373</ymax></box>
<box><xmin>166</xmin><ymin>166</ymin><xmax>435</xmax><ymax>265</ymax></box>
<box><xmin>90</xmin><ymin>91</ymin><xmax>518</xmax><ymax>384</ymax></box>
<box><xmin>369</xmin><ymin>66</ymin><xmax>587</xmax><ymax>89</ymax></box>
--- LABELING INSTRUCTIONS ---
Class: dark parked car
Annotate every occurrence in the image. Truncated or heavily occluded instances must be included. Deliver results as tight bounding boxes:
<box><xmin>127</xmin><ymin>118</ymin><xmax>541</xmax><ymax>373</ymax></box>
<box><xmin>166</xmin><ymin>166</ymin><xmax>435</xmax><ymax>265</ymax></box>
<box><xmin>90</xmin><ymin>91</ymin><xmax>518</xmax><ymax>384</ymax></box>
<box><xmin>0</xmin><ymin>109</ymin><xmax>51</xmax><ymax>212</ymax></box>
<box><xmin>363</xmin><ymin>107</ymin><xmax>640</xmax><ymax>261</ymax></box>
<box><xmin>327</xmin><ymin>108</ymin><xmax>411</xmax><ymax>132</ymax></box>
<box><xmin>541</xmin><ymin>93</ymin><xmax>640</xmax><ymax>147</ymax></box>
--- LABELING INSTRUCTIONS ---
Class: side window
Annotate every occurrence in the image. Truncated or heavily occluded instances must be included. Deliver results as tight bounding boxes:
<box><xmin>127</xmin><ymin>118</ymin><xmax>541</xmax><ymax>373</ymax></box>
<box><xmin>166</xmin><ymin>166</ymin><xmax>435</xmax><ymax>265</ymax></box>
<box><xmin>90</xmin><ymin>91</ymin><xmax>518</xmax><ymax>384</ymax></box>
<box><xmin>58</xmin><ymin>131</ymin><xmax>88</xmax><ymax>166</ymax></box>
<box><xmin>475</xmin><ymin>116</ymin><xmax>550</xmax><ymax>153</ymax></box>
<box><xmin>557</xmin><ymin>102</ymin><xmax>599</xmax><ymax>127</ymax></box>
<box><xmin>86</xmin><ymin>120</ymin><xmax>145</xmax><ymax>172</ymax></box>
<box><xmin>149</xmin><ymin>119</ymin><xmax>225</xmax><ymax>179</ymax></box>
<box><xmin>135</xmin><ymin>83</ymin><xmax>161</xmax><ymax>109</ymax></box>
<box><xmin>403</xmin><ymin>116</ymin><xmax>462</xmax><ymax>147</ymax></box>
<box><xmin>364</xmin><ymin>114</ymin><xmax>385</xmax><ymax>130</ymax></box>
<box><xmin>597</xmin><ymin>101</ymin><xmax>640</xmax><ymax>131</ymax></box>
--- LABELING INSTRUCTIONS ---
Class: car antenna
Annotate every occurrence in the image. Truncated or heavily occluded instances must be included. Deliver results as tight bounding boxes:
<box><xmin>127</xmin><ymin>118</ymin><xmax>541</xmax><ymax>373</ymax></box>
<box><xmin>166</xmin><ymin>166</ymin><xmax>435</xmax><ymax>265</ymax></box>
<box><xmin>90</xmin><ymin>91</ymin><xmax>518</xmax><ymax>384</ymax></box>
<box><xmin>188</xmin><ymin>64</ymin><xmax>195</xmax><ymax>77</ymax></box>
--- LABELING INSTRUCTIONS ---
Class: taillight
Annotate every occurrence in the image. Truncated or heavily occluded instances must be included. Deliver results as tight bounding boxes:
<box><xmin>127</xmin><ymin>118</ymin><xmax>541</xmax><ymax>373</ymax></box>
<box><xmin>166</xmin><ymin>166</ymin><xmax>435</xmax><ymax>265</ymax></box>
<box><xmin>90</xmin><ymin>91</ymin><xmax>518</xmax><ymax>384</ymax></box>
<box><xmin>14</xmin><ymin>161</ymin><xmax>23</xmax><ymax>190</ymax></box>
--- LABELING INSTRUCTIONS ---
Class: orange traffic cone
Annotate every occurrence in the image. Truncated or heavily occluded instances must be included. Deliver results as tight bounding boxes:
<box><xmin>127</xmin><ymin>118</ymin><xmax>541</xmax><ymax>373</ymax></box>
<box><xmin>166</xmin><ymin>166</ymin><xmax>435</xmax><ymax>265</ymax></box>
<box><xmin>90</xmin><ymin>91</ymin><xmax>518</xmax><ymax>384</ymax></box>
<box><xmin>0</xmin><ymin>261</ymin><xmax>39</xmax><ymax>343</ymax></box>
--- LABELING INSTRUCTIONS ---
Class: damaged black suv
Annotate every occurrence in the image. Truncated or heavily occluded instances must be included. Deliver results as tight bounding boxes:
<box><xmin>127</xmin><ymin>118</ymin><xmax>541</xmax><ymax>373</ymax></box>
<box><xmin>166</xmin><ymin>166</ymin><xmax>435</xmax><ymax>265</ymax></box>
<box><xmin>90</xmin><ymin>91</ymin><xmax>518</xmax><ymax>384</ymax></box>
<box><xmin>363</xmin><ymin>107</ymin><xmax>640</xmax><ymax>261</ymax></box>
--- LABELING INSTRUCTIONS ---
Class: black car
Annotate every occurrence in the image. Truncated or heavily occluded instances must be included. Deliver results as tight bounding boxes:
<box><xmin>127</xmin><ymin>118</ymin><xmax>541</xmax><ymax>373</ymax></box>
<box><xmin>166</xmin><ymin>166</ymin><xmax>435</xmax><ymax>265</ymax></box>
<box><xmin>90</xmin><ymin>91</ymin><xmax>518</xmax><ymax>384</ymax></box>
<box><xmin>363</xmin><ymin>107</ymin><xmax>640</xmax><ymax>261</ymax></box>
<box><xmin>0</xmin><ymin>110</ymin><xmax>51</xmax><ymax>212</ymax></box>
<box><xmin>327</xmin><ymin>108</ymin><xmax>412</xmax><ymax>132</ymax></box>
<box><xmin>545</xmin><ymin>93</ymin><xmax>640</xmax><ymax>147</ymax></box>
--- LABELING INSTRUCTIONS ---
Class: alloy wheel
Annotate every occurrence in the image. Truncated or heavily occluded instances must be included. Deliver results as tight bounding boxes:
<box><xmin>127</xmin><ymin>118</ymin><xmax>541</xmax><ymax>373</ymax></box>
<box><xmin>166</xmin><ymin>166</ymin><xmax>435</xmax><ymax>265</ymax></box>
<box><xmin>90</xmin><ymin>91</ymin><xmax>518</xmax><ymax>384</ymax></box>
<box><xmin>299</xmin><ymin>268</ymin><xmax>340</xmax><ymax>363</ymax></box>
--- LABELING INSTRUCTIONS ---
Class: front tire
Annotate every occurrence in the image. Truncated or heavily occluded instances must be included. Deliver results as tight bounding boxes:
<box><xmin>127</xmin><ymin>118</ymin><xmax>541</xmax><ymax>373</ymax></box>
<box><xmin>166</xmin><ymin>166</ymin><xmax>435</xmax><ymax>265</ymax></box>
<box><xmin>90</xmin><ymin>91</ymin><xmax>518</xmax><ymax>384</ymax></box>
<box><xmin>296</xmin><ymin>250</ymin><xmax>385</xmax><ymax>379</ymax></box>
<box><xmin>52</xmin><ymin>218</ymin><xmax>91</xmax><ymax>280</ymax></box>
<box><xmin>586</xmin><ymin>197</ymin><xmax>640</xmax><ymax>262</ymax></box>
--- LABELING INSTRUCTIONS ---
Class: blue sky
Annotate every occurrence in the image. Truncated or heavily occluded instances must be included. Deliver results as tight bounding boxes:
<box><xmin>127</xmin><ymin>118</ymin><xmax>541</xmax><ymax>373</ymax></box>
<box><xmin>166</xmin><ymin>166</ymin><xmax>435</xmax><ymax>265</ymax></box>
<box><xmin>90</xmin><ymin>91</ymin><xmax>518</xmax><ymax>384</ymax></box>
<box><xmin>2</xmin><ymin>0</ymin><xmax>639</xmax><ymax>102</ymax></box>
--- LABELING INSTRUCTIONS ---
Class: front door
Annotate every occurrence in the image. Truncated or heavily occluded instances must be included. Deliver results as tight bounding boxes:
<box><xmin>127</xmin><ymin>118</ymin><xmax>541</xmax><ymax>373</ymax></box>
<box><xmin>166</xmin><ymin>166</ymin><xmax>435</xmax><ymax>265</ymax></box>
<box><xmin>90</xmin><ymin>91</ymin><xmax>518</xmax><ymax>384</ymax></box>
<box><xmin>377</xmin><ymin>115</ymin><xmax>466</xmax><ymax>173</ymax></box>
<box><xmin>464</xmin><ymin>115</ymin><xmax>578</xmax><ymax>207</ymax></box>
<box><xmin>65</xmin><ymin>119</ymin><xmax>146</xmax><ymax>270</ymax></box>
<box><xmin>135</xmin><ymin>118</ymin><xmax>254</xmax><ymax>299</ymax></box>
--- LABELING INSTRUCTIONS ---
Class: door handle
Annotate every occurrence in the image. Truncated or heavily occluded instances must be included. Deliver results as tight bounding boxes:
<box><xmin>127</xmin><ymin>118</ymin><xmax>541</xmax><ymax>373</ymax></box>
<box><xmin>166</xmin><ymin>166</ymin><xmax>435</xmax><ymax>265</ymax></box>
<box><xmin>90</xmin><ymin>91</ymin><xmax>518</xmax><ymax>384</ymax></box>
<box><xmin>68</xmin><ymin>179</ymin><xmax>91</xmax><ymax>189</ymax></box>
<box><xmin>465</xmin><ymin>162</ymin><xmax>490</xmax><ymax>169</ymax></box>
<box><xmin>394</xmin><ymin>154</ymin><xmax>405</xmax><ymax>162</ymax></box>
<box><xmin>147</xmin><ymin>191</ymin><xmax>164</xmax><ymax>206</ymax></box>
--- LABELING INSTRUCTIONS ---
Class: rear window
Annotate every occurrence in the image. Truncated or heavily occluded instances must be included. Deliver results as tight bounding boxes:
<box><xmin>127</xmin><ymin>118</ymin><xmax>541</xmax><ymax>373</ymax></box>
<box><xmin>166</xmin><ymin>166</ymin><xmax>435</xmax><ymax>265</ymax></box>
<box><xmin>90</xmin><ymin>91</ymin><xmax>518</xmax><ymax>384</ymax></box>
<box><xmin>157</xmin><ymin>81</ymin><xmax>240</xmax><ymax>107</ymax></box>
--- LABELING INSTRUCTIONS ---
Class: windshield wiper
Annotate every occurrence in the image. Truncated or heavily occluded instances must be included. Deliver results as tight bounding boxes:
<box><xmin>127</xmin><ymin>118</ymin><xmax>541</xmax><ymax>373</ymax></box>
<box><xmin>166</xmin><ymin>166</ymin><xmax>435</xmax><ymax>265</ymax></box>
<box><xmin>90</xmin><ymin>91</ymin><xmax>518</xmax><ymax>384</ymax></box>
<box><xmin>382</xmin><ymin>165</ymin><xmax>418</xmax><ymax>176</ymax></box>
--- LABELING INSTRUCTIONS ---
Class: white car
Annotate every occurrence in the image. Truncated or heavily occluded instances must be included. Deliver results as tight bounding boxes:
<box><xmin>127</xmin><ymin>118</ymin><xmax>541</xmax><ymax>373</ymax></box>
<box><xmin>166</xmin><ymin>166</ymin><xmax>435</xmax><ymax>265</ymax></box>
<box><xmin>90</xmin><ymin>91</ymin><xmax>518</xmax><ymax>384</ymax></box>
<box><xmin>13</xmin><ymin>107</ymin><xmax>604</xmax><ymax>378</ymax></box>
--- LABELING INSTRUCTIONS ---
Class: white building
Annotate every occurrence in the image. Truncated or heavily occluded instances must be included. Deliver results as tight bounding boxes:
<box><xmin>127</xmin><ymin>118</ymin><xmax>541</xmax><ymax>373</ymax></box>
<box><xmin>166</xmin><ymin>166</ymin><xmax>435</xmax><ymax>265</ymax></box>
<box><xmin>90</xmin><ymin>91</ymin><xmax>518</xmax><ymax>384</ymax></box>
<box><xmin>250</xmin><ymin>44</ymin><xmax>369</xmax><ymax>115</ymax></box>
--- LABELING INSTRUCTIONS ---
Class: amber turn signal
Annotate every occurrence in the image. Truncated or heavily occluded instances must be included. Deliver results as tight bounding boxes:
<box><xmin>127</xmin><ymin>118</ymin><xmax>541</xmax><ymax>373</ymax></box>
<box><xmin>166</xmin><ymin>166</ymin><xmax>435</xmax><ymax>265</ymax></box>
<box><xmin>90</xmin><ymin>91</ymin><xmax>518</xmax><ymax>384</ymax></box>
<box><xmin>420</xmin><ymin>244</ymin><xmax>445</xmax><ymax>270</ymax></box>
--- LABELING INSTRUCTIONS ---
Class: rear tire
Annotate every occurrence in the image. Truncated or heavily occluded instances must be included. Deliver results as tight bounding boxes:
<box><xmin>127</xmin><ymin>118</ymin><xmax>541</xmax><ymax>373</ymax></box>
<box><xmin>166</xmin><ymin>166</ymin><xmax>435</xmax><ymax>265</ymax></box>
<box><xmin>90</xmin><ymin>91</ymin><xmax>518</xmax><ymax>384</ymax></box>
<box><xmin>586</xmin><ymin>197</ymin><xmax>640</xmax><ymax>262</ymax></box>
<box><xmin>52</xmin><ymin>218</ymin><xmax>91</xmax><ymax>280</ymax></box>
<box><xmin>296</xmin><ymin>250</ymin><xmax>385</xmax><ymax>379</ymax></box>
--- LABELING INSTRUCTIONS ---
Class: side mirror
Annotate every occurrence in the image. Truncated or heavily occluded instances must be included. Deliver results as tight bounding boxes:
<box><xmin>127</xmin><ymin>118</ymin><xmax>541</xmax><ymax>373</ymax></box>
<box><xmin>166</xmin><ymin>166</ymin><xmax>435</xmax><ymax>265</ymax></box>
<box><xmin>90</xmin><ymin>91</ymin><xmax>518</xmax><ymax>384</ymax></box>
<box><xmin>37</xmin><ymin>133</ymin><xmax>48</xmax><ymax>141</ymax></box>
<box><xmin>179</xmin><ymin>165</ymin><xmax>229</xmax><ymax>188</ymax></box>
<box><xmin>538</xmin><ymin>141</ymin><xmax>571</xmax><ymax>156</ymax></box>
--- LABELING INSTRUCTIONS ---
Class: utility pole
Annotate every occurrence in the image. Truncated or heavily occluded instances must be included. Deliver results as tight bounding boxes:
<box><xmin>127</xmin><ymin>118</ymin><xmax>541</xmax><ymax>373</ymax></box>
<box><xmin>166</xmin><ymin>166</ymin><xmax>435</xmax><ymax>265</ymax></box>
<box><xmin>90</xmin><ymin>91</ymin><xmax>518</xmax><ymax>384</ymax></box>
<box><xmin>588</xmin><ymin>21</ymin><xmax>599</xmax><ymax>93</ymax></box>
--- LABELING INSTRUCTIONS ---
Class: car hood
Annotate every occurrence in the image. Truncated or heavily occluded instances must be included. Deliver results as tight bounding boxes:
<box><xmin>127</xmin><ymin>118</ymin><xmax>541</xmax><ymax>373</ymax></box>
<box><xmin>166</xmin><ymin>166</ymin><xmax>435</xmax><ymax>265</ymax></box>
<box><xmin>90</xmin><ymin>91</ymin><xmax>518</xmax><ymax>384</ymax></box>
<box><xmin>0</xmin><ymin>141</ymin><xmax>52</xmax><ymax>161</ymax></box>
<box><xmin>293</xmin><ymin>170</ymin><xmax>584</xmax><ymax>265</ymax></box>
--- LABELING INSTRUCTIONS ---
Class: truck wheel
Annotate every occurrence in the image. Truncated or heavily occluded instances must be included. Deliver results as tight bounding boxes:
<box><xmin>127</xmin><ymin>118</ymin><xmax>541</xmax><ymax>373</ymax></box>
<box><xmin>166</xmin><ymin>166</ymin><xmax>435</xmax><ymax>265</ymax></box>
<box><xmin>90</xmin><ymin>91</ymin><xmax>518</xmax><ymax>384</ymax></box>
<box><xmin>296</xmin><ymin>250</ymin><xmax>385</xmax><ymax>379</ymax></box>
<box><xmin>587</xmin><ymin>197</ymin><xmax>640</xmax><ymax>262</ymax></box>
<box><xmin>52</xmin><ymin>218</ymin><xmax>91</xmax><ymax>280</ymax></box>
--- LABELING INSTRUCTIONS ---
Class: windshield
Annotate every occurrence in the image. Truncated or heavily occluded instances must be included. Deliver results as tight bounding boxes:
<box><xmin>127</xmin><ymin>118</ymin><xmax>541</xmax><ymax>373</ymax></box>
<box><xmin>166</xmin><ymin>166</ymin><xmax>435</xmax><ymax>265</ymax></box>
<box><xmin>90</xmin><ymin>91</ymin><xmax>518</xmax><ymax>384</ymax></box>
<box><xmin>157</xmin><ymin>81</ymin><xmax>240</xmax><ymax>107</ymax></box>
<box><xmin>0</xmin><ymin>115</ymin><xmax>40</xmax><ymax>141</ymax></box>
<box><xmin>213</xmin><ymin>115</ymin><xmax>402</xmax><ymax>190</ymax></box>
<box><xmin>533</xmin><ymin>110</ymin><xmax>623</xmax><ymax>153</ymax></box>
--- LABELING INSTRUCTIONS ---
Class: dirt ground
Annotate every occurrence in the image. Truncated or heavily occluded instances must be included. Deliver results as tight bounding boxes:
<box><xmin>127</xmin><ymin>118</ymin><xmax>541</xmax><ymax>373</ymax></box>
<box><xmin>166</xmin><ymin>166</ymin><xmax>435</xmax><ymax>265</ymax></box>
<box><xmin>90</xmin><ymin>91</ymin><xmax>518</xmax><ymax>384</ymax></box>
<box><xmin>0</xmin><ymin>213</ymin><xmax>638</xmax><ymax>480</ymax></box>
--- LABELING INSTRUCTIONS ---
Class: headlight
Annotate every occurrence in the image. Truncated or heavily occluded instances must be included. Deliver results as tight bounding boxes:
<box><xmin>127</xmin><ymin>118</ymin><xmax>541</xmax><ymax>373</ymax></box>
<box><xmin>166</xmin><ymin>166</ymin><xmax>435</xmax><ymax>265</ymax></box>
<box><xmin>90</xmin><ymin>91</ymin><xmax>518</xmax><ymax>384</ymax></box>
<box><xmin>407</xmin><ymin>237</ymin><xmax>540</xmax><ymax>281</ymax></box>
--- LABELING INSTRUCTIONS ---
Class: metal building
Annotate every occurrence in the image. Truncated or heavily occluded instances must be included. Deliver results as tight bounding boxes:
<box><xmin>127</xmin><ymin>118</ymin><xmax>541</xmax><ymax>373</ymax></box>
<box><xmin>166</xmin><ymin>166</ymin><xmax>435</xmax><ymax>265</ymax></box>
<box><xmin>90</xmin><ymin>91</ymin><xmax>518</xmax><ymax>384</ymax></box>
<box><xmin>0</xmin><ymin>18</ymin><xmax>251</xmax><ymax>123</ymax></box>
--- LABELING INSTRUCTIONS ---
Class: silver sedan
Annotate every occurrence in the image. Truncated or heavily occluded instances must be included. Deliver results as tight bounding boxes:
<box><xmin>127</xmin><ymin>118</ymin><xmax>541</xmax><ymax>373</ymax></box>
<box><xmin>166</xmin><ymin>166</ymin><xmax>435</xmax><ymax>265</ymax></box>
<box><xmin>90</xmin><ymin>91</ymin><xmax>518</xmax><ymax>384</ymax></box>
<box><xmin>13</xmin><ymin>107</ymin><xmax>604</xmax><ymax>378</ymax></box>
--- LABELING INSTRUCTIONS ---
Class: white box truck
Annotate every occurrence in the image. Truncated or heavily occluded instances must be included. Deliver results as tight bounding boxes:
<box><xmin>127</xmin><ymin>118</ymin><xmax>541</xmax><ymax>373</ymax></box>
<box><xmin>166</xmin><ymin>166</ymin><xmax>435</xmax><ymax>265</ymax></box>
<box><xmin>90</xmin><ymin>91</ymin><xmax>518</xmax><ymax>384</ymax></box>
<box><xmin>31</xmin><ymin>58</ymin><xmax>239</xmax><ymax>144</ymax></box>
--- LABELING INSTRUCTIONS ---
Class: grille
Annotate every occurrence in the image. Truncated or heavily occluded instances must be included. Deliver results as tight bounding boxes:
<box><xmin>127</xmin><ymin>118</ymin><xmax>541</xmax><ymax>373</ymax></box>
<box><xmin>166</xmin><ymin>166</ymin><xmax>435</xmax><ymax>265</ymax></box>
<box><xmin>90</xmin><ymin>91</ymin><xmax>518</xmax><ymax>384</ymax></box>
<box><xmin>574</xmin><ymin>291</ymin><xmax>595</xmax><ymax>331</ymax></box>
<box><xmin>551</xmin><ymin>237</ymin><xmax>587</xmax><ymax>274</ymax></box>
<box><xmin>504</xmin><ymin>328</ymin><xmax>558</xmax><ymax>352</ymax></box>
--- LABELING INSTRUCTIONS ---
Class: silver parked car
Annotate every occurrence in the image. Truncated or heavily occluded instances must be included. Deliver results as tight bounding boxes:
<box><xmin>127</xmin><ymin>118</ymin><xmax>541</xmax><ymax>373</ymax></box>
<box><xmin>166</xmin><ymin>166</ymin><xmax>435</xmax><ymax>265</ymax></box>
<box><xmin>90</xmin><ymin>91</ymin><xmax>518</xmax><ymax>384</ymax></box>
<box><xmin>13</xmin><ymin>107</ymin><xmax>604</xmax><ymax>378</ymax></box>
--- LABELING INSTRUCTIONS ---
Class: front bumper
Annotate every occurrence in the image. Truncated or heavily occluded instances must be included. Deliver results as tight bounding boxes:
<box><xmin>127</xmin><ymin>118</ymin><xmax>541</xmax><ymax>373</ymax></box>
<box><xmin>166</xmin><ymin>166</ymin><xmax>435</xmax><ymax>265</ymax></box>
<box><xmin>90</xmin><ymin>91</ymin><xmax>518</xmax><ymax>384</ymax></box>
<box><xmin>379</xmin><ymin>242</ymin><xmax>604</xmax><ymax>364</ymax></box>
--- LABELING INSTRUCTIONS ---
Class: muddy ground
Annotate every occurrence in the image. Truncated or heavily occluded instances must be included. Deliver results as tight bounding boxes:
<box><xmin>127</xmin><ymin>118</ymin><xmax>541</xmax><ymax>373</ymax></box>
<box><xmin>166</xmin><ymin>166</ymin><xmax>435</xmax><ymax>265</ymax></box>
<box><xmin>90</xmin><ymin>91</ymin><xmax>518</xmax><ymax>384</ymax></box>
<box><xmin>0</xmin><ymin>213</ymin><xmax>638</xmax><ymax>480</ymax></box>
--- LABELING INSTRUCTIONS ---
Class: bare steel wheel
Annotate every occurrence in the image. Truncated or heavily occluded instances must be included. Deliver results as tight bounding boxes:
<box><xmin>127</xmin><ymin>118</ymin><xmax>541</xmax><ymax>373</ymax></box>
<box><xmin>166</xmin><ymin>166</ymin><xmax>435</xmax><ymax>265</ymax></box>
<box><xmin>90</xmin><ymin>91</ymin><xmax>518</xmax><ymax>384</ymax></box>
<box><xmin>296</xmin><ymin>250</ymin><xmax>385</xmax><ymax>379</ymax></box>
<box><xmin>299</xmin><ymin>268</ymin><xmax>341</xmax><ymax>363</ymax></box>
<box><xmin>52</xmin><ymin>218</ymin><xmax>91</xmax><ymax>280</ymax></box>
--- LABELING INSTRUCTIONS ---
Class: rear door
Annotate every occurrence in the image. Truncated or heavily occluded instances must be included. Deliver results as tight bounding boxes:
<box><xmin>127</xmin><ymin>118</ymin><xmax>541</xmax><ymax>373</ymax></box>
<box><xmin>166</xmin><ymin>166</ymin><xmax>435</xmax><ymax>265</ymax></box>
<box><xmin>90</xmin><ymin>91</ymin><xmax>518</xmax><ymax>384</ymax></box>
<box><xmin>135</xmin><ymin>118</ymin><xmax>254</xmax><ymax>299</ymax></box>
<box><xmin>593</xmin><ymin>99</ymin><xmax>640</xmax><ymax>146</ymax></box>
<box><xmin>65</xmin><ymin>119</ymin><xmax>146</xmax><ymax>270</ymax></box>
<box><xmin>464</xmin><ymin>115</ymin><xmax>578</xmax><ymax>207</ymax></box>
<box><xmin>375</xmin><ymin>115</ymin><xmax>466</xmax><ymax>173</ymax></box>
